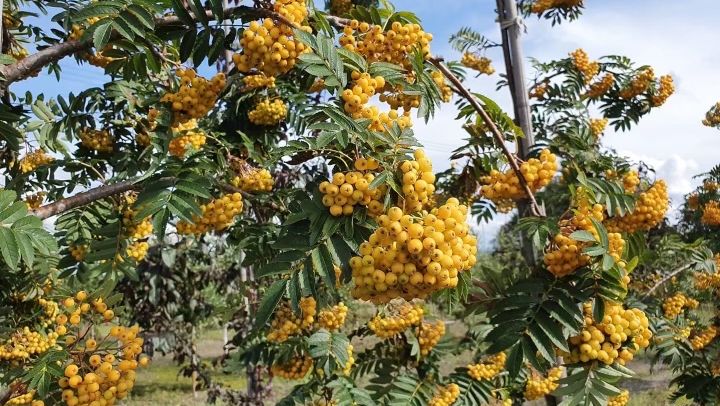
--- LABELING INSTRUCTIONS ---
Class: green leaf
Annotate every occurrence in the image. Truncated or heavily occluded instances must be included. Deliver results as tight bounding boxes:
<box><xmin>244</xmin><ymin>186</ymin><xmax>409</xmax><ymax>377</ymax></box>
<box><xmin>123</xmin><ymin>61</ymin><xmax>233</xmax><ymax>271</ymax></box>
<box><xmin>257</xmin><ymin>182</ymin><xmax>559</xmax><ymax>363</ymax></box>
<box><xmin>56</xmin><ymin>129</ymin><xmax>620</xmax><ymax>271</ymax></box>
<box><xmin>311</xmin><ymin>245</ymin><xmax>337</xmax><ymax>294</ymax></box>
<box><xmin>171</xmin><ymin>0</ymin><xmax>194</xmax><ymax>25</ymax></box>
<box><xmin>257</xmin><ymin>262</ymin><xmax>291</xmax><ymax>278</ymax></box>
<box><xmin>179</xmin><ymin>29</ymin><xmax>196</xmax><ymax>62</ymax></box>
<box><xmin>188</xmin><ymin>0</ymin><xmax>209</xmax><ymax>27</ymax></box>
<box><xmin>127</xmin><ymin>4</ymin><xmax>155</xmax><ymax>29</ymax></box>
<box><xmin>92</xmin><ymin>20</ymin><xmax>113</xmax><ymax>49</ymax></box>
<box><xmin>253</xmin><ymin>279</ymin><xmax>287</xmax><ymax>330</ymax></box>
<box><xmin>0</xmin><ymin>227</ymin><xmax>20</xmax><ymax>270</ymax></box>
<box><xmin>570</xmin><ymin>230</ymin><xmax>596</xmax><ymax>242</ymax></box>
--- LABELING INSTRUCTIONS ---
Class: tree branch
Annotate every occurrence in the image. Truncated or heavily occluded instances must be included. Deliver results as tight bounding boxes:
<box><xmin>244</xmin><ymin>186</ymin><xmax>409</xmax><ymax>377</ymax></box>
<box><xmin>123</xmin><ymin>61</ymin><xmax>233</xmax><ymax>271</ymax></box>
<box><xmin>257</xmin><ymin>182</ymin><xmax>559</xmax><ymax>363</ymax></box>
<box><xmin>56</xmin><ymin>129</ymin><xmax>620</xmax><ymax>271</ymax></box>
<box><xmin>30</xmin><ymin>180</ymin><xmax>137</xmax><ymax>219</ymax></box>
<box><xmin>429</xmin><ymin>57</ymin><xmax>543</xmax><ymax>217</ymax></box>
<box><xmin>642</xmin><ymin>264</ymin><xmax>692</xmax><ymax>299</ymax></box>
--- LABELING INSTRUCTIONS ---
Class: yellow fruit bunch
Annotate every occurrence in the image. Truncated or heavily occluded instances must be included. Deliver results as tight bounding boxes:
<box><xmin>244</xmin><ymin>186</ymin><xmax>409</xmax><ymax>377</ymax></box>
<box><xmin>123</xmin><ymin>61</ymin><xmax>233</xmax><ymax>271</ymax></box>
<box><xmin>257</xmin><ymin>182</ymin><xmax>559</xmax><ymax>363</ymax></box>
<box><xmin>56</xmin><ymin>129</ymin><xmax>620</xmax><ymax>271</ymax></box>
<box><xmin>126</xmin><ymin>242</ymin><xmax>149</xmax><ymax>262</ymax></box>
<box><xmin>619</xmin><ymin>170</ymin><xmax>641</xmax><ymax>193</ymax></box>
<box><xmin>6</xmin><ymin>388</ymin><xmax>44</xmax><ymax>406</ymax></box>
<box><xmin>266</xmin><ymin>297</ymin><xmax>317</xmax><ymax>343</ymax></box>
<box><xmin>608</xmin><ymin>390</ymin><xmax>630</xmax><ymax>406</ymax></box>
<box><xmin>232</xmin><ymin>168</ymin><xmax>274</xmax><ymax>193</ymax></box>
<box><xmin>342</xmin><ymin>71</ymin><xmax>386</xmax><ymax>117</ymax></box>
<box><xmin>687</xmin><ymin>193</ymin><xmax>700</xmax><ymax>210</ymax></box>
<box><xmin>317</xmin><ymin>302</ymin><xmax>349</xmax><ymax>331</ymax></box>
<box><xmin>431</xmin><ymin>71</ymin><xmax>453</xmax><ymax>102</ymax></box>
<box><xmin>416</xmin><ymin>319</ymin><xmax>445</xmax><ymax>356</ymax></box>
<box><xmin>569</xmin><ymin>48</ymin><xmax>599</xmax><ymax>84</ymax></box>
<box><xmin>320</xmin><ymin>157</ymin><xmax>385</xmax><ymax>217</ymax></box>
<box><xmin>695</xmin><ymin>256</ymin><xmax>720</xmax><ymax>290</ymax></box>
<box><xmin>340</xmin><ymin>20</ymin><xmax>433</xmax><ymax>70</ymax></box>
<box><xmin>18</xmin><ymin>149</ymin><xmax>54</xmax><ymax>173</ymax></box>
<box><xmin>249</xmin><ymin>98</ymin><xmax>288</xmax><ymax>125</ymax></box>
<box><xmin>79</xmin><ymin>128</ymin><xmax>114</xmax><ymax>153</ymax></box>
<box><xmin>85</xmin><ymin>46</ymin><xmax>116</xmax><ymax>69</ymax></box>
<box><xmin>701</xmin><ymin>201</ymin><xmax>720</xmax><ymax>226</ymax></box>
<box><xmin>270</xmin><ymin>355</ymin><xmax>313</xmax><ymax>380</ymax></box>
<box><xmin>121</xmin><ymin>195</ymin><xmax>153</xmax><ymax>240</ymax></box>
<box><xmin>0</xmin><ymin>326</ymin><xmax>59</xmax><ymax>363</ymax></box>
<box><xmin>367</xmin><ymin>301</ymin><xmax>424</xmax><ymax>338</ymax></box>
<box><xmin>399</xmin><ymin>149</ymin><xmax>436</xmax><ymax>213</ymax></box>
<box><xmin>67</xmin><ymin>17</ymin><xmax>101</xmax><ymax>41</ymax></box>
<box><xmin>619</xmin><ymin>67</ymin><xmax>655</xmax><ymax>100</ymax></box>
<box><xmin>651</xmin><ymin>74</ymin><xmax>674</xmax><ymax>107</ymax></box>
<box><xmin>589</xmin><ymin>117</ymin><xmax>608</xmax><ymax>137</ymax></box>
<box><xmin>169</xmin><ymin>119</ymin><xmax>206</xmax><ymax>158</ymax></box>
<box><xmin>176</xmin><ymin>193</ymin><xmax>244</xmax><ymax>235</ymax></box>
<box><xmin>529</xmin><ymin>83</ymin><xmax>548</xmax><ymax>100</ymax></box>
<box><xmin>350</xmin><ymin>200</ymin><xmax>477</xmax><ymax>304</ymax></box>
<box><xmin>364</xmin><ymin>106</ymin><xmax>413</xmax><ymax>132</ymax></box>
<box><xmin>690</xmin><ymin>325</ymin><xmax>718</xmax><ymax>350</ymax></box>
<box><xmin>584</xmin><ymin>73</ymin><xmax>615</xmax><ymax>99</ymax></box>
<box><xmin>24</xmin><ymin>192</ymin><xmax>45</xmax><ymax>209</ymax></box>
<box><xmin>662</xmin><ymin>293</ymin><xmax>699</xmax><ymax>319</ymax></box>
<box><xmin>233</xmin><ymin>0</ymin><xmax>311</xmax><ymax>76</ymax></box>
<box><xmin>428</xmin><ymin>383</ymin><xmax>460</xmax><ymax>406</ymax></box>
<box><xmin>467</xmin><ymin>352</ymin><xmax>506</xmax><ymax>381</ymax></box>
<box><xmin>605</xmin><ymin>180</ymin><xmax>669</xmax><ymax>233</ymax></box>
<box><xmin>380</xmin><ymin>89</ymin><xmax>421</xmax><ymax>114</ymax></box>
<box><xmin>561</xmin><ymin>302</ymin><xmax>652</xmax><ymax>365</ymax></box>
<box><xmin>524</xmin><ymin>367</ymin><xmax>564</xmax><ymax>400</ymax></box>
<box><xmin>461</xmin><ymin>53</ymin><xmax>495</xmax><ymax>75</ymax></box>
<box><xmin>161</xmin><ymin>69</ymin><xmax>225</xmax><ymax>124</ymax></box>
<box><xmin>242</xmin><ymin>73</ymin><xmax>276</xmax><ymax>90</ymax></box>
<box><xmin>342</xmin><ymin>344</ymin><xmax>355</xmax><ymax>376</ymax></box>
<box><xmin>56</xmin><ymin>292</ymin><xmax>149</xmax><ymax>406</ymax></box>
<box><xmin>702</xmin><ymin>101</ymin><xmax>720</xmax><ymax>127</ymax></box>
<box><xmin>480</xmin><ymin>149</ymin><xmax>557</xmax><ymax>204</ymax></box>
<box><xmin>69</xmin><ymin>244</ymin><xmax>88</xmax><ymax>262</ymax></box>
<box><xmin>531</xmin><ymin>0</ymin><xmax>583</xmax><ymax>14</ymax></box>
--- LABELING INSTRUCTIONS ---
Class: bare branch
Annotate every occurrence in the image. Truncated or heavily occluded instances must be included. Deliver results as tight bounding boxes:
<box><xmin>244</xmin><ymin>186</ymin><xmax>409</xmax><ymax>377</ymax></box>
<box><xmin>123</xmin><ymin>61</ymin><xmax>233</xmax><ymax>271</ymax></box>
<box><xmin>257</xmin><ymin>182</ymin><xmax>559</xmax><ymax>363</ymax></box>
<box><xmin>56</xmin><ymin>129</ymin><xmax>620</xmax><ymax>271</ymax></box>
<box><xmin>31</xmin><ymin>180</ymin><xmax>137</xmax><ymax>220</ymax></box>
<box><xmin>642</xmin><ymin>264</ymin><xmax>692</xmax><ymax>299</ymax></box>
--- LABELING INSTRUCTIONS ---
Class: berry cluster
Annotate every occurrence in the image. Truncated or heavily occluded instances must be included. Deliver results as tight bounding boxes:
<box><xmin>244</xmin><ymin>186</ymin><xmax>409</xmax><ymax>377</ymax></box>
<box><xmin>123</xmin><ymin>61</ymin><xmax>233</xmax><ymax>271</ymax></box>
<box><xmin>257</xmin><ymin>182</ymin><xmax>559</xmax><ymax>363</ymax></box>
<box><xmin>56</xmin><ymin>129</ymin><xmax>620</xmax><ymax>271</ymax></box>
<box><xmin>18</xmin><ymin>149</ymin><xmax>54</xmax><ymax>173</ymax></box>
<box><xmin>6</xmin><ymin>389</ymin><xmax>43</xmax><ymax>406</ymax></box>
<box><xmin>461</xmin><ymin>53</ymin><xmax>495</xmax><ymax>75</ymax></box>
<box><xmin>367</xmin><ymin>301</ymin><xmax>424</xmax><ymax>338</ymax></box>
<box><xmin>57</xmin><ymin>292</ymin><xmax>149</xmax><ymax>406</ymax></box>
<box><xmin>161</xmin><ymin>69</ymin><xmax>225</xmax><ymax>124</ymax></box>
<box><xmin>561</xmin><ymin>302</ymin><xmax>652</xmax><ymax>365</ymax></box>
<box><xmin>431</xmin><ymin>71</ymin><xmax>453</xmax><ymax>102</ymax></box>
<box><xmin>67</xmin><ymin>17</ymin><xmax>100</xmax><ymax>41</ymax></box>
<box><xmin>242</xmin><ymin>74</ymin><xmax>276</xmax><ymax>90</ymax></box>
<box><xmin>416</xmin><ymin>320</ymin><xmax>445</xmax><ymax>356</ymax></box>
<box><xmin>350</xmin><ymin>200</ymin><xmax>477</xmax><ymax>303</ymax></box>
<box><xmin>651</xmin><ymin>74</ymin><xmax>675</xmax><ymax>106</ymax></box>
<box><xmin>694</xmin><ymin>257</ymin><xmax>720</xmax><ymax>290</ymax></box>
<box><xmin>233</xmin><ymin>0</ymin><xmax>310</xmax><ymax>76</ymax></box>
<box><xmin>704</xmin><ymin>181</ymin><xmax>719</xmax><ymax>192</ymax></box>
<box><xmin>584</xmin><ymin>73</ymin><xmax>615</xmax><ymax>99</ymax></box>
<box><xmin>607</xmin><ymin>390</ymin><xmax>630</xmax><ymax>406</ymax></box>
<box><xmin>531</xmin><ymin>0</ymin><xmax>583</xmax><ymax>14</ymax></box>
<box><xmin>308</xmin><ymin>78</ymin><xmax>326</xmax><ymax>93</ymax></box>
<box><xmin>24</xmin><ymin>192</ymin><xmax>45</xmax><ymax>209</ymax></box>
<box><xmin>0</xmin><ymin>326</ymin><xmax>59</xmax><ymax>362</ymax></box>
<box><xmin>343</xmin><ymin>71</ymin><xmax>386</xmax><ymax>115</ymax></box>
<box><xmin>85</xmin><ymin>46</ymin><xmax>115</xmax><ymax>69</ymax></box>
<box><xmin>428</xmin><ymin>383</ymin><xmax>460</xmax><ymax>406</ymax></box>
<box><xmin>342</xmin><ymin>344</ymin><xmax>354</xmax><ymax>376</ymax></box>
<box><xmin>169</xmin><ymin>119</ymin><xmax>206</xmax><ymax>158</ymax></box>
<box><xmin>529</xmin><ymin>83</ymin><xmax>548</xmax><ymax>99</ymax></box>
<box><xmin>364</xmin><ymin>107</ymin><xmax>413</xmax><ymax>132</ymax></box>
<box><xmin>339</xmin><ymin>20</ymin><xmax>433</xmax><ymax>70</ymax></box>
<box><xmin>702</xmin><ymin>101</ymin><xmax>720</xmax><ymax>127</ymax></box>
<box><xmin>621</xmin><ymin>170</ymin><xmax>640</xmax><ymax>193</ymax></box>
<box><xmin>690</xmin><ymin>325</ymin><xmax>718</xmax><ymax>350</ymax></box>
<box><xmin>317</xmin><ymin>302</ymin><xmax>348</xmax><ymax>331</ymax></box>
<box><xmin>270</xmin><ymin>355</ymin><xmax>313</xmax><ymax>380</ymax></box>
<box><xmin>662</xmin><ymin>293</ymin><xmax>699</xmax><ymax>319</ymax></box>
<box><xmin>701</xmin><ymin>201</ymin><xmax>720</xmax><ymax>226</ymax></box>
<box><xmin>176</xmin><ymin>193</ymin><xmax>244</xmax><ymax>235</ymax></box>
<box><xmin>121</xmin><ymin>195</ymin><xmax>153</xmax><ymax>240</ymax></box>
<box><xmin>480</xmin><ymin>149</ymin><xmax>557</xmax><ymax>205</ymax></box>
<box><xmin>524</xmin><ymin>367</ymin><xmax>564</xmax><ymax>400</ymax></box>
<box><xmin>79</xmin><ymin>128</ymin><xmax>114</xmax><ymax>153</ymax></box>
<box><xmin>605</xmin><ymin>180</ymin><xmax>669</xmax><ymax>233</ymax></box>
<box><xmin>467</xmin><ymin>352</ymin><xmax>506</xmax><ymax>381</ymax></box>
<box><xmin>69</xmin><ymin>244</ymin><xmax>88</xmax><ymax>262</ymax></box>
<box><xmin>266</xmin><ymin>297</ymin><xmax>316</xmax><ymax>343</ymax></box>
<box><xmin>589</xmin><ymin>118</ymin><xmax>608</xmax><ymax>137</ymax></box>
<box><xmin>126</xmin><ymin>242</ymin><xmax>149</xmax><ymax>262</ymax></box>
<box><xmin>400</xmin><ymin>149</ymin><xmax>436</xmax><ymax>212</ymax></box>
<box><xmin>249</xmin><ymin>98</ymin><xmax>288</xmax><ymax>125</ymax></box>
<box><xmin>570</xmin><ymin>48</ymin><xmax>599</xmax><ymax>83</ymax></box>
<box><xmin>379</xmin><ymin>91</ymin><xmax>420</xmax><ymax>114</ymax></box>
<box><xmin>320</xmin><ymin>158</ymin><xmax>385</xmax><ymax>217</ymax></box>
<box><xmin>619</xmin><ymin>68</ymin><xmax>655</xmax><ymax>100</ymax></box>
<box><xmin>232</xmin><ymin>168</ymin><xmax>274</xmax><ymax>192</ymax></box>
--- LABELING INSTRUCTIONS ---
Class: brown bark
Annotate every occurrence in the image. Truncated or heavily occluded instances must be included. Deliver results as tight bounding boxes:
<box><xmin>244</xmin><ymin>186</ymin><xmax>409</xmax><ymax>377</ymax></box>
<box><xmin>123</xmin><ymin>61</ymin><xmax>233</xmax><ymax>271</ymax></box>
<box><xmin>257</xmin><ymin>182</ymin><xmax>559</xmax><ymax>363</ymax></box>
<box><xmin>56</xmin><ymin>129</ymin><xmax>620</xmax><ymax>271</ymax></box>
<box><xmin>30</xmin><ymin>180</ymin><xmax>137</xmax><ymax>219</ymax></box>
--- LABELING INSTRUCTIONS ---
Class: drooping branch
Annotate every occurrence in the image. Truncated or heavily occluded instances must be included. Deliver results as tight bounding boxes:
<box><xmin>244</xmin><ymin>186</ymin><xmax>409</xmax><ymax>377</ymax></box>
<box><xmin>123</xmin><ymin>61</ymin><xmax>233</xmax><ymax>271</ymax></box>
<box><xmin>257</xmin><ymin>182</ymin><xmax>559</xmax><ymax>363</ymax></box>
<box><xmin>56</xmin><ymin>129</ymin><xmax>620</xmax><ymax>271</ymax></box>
<box><xmin>429</xmin><ymin>57</ymin><xmax>544</xmax><ymax>217</ymax></box>
<box><xmin>31</xmin><ymin>180</ymin><xmax>137</xmax><ymax>219</ymax></box>
<box><xmin>641</xmin><ymin>264</ymin><xmax>693</xmax><ymax>299</ymax></box>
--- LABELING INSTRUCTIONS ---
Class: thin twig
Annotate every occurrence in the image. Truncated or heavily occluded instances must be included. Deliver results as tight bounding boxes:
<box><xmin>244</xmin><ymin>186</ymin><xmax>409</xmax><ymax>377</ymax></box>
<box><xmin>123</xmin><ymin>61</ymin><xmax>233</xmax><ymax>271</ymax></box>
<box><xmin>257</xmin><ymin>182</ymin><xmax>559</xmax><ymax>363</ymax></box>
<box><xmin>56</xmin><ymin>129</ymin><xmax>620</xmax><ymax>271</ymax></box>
<box><xmin>642</xmin><ymin>264</ymin><xmax>692</xmax><ymax>299</ymax></box>
<box><xmin>429</xmin><ymin>57</ymin><xmax>543</xmax><ymax>217</ymax></box>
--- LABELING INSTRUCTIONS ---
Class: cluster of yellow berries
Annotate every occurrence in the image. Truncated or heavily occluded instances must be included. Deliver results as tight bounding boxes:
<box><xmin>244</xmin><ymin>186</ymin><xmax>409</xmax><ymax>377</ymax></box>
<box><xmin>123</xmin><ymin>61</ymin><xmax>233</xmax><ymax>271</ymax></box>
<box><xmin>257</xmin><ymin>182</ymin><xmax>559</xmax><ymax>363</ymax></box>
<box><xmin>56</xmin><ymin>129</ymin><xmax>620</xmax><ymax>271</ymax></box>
<box><xmin>674</xmin><ymin>326</ymin><xmax>692</xmax><ymax>341</ymax></box>
<box><xmin>651</xmin><ymin>74</ymin><xmax>675</xmax><ymax>106</ymax></box>
<box><xmin>702</xmin><ymin>101</ymin><xmax>720</xmax><ymax>127</ymax></box>
<box><xmin>428</xmin><ymin>383</ymin><xmax>460</xmax><ymax>406</ymax></box>
<box><xmin>0</xmin><ymin>326</ymin><xmax>59</xmax><ymax>362</ymax></box>
<box><xmin>431</xmin><ymin>71</ymin><xmax>453</xmax><ymax>102</ymax></box>
<box><xmin>169</xmin><ymin>119</ymin><xmax>206</xmax><ymax>158</ymax></box>
<box><xmin>467</xmin><ymin>352</ymin><xmax>506</xmax><ymax>381</ymax></box>
<box><xmin>24</xmin><ymin>192</ymin><xmax>45</xmax><ymax>209</ymax></box>
<box><xmin>308</xmin><ymin>78</ymin><xmax>326</xmax><ymax>93</ymax></box>
<box><xmin>662</xmin><ymin>293</ymin><xmax>699</xmax><ymax>319</ymax></box>
<box><xmin>135</xmin><ymin>109</ymin><xmax>158</xmax><ymax>148</ymax></box>
<box><xmin>524</xmin><ymin>367</ymin><xmax>563</xmax><ymax>400</ymax></box>
<box><xmin>531</xmin><ymin>0</ymin><xmax>583</xmax><ymax>13</ymax></box>
<box><xmin>416</xmin><ymin>320</ymin><xmax>445</xmax><ymax>356</ymax></box>
<box><xmin>589</xmin><ymin>118</ymin><xmax>608</xmax><ymax>137</ymax></box>
<box><xmin>461</xmin><ymin>53</ymin><xmax>495</xmax><ymax>75</ymax></box>
<box><xmin>266</xmin><ymin>297</ymin><xmax>317</xmax><ymax>343</ymax></box>
<box><xmin>379</xmin><ymin>91</ymin><xmax>419</xmax><ymax>115</ymax></box>
<box><xmin>69</xmin><ymin>244</ymin><xmax>88</xmax><ymax>261</ymax></box>
<box><xmin>399</xmin><ymin>149</ymin><xmax>437</xmax><ymax>212</ymax></box>
<box><xmin>233</xmin><ymin>0</ymin><xmax>310</xmax><ymax>76</ymax></box>
<box><xmin>620</xmin><ymin>170</ymin><xmax>641</xmax><ymax>193</ymax></box>
<box><xmin>242</xmin><ymin>73</ymin><xmax>276</xmax><ymax>90</ymax></box>
<box><xmin>343</xmin><ymin>71</ymin><xmax>386</xmax><ymax>116</ymax></box>
<box><xmin>85</xmin><ymin>46</ymin><xmax>116</xmax><ymax>69</ymax></box>
<box><xmin>231</xmin><ymin>168</ymin><xmax>274</xmax><ymax>192</ymax></box>
<box><xmin>79</xmin><ymin>128</ymin><xmax>114</xmax><ymax>153</ymax></box>
<box><xmin>320</xmin><ymin>158</ymin><xmax>385</xmax><ymax>217</ymax></box>
<box><xmin>161</xmin><ymin>69</ymin><xmax>225</xmax><ymax>124</ymax></box>
<box><xmin>67</xmin><ymin>17</ymin><xmax>100</xmax><ymax>41</ymax></box>
<box><xmin>690</xmin><ymin>325</ymin><xmax>718</xmax><ymax>350</ymax></box>
<box><xmin>317</xmin><ymin>302</ymin><xmax>348</xmax><ymax>331</ymax></box>
<box><xmin>339</xmin><ymin>20</ymin><xmax>433</xmax><ymax>70</ymax></box>
<box><xmin>6</xmin><ymin>389</ymin><xmax>44</xmax><ymax>406</ymax></box>
<box><xmin>694</xmin><ymin>257</ymin><xmax>720</xmax><ymax>290</ymax></box>
<box><xmin>687</xmin><ymin>193</ymin><xmax>700</xmax><ymax>210</ymax></box>
<box><xmin>270</xmin><ymin>355</ymin><xmax>313</xmax><ymax>380</ymax></box>
<box><xmin>176</xmin><ymin>193</ymin><xmax>243</xmax><ymax>235</ymax></box>
<box><xmin>544</xmin><ymin>194</ymin><xmax>605</xmax><ymax>277</ymax></box>
<box><xmin>367</xmin><ymin>301</ymin><xmax>424</xmax><ymax>338</ymax></box>
<box><xmin>480</xmin><ymin>149</ymin><xmax>557</xmax><ymax>205</ymax></box>
<box><xmin>570</xmin><ymin>48</ymin><xmax>599</xmax><ymax>84</ymax></box>
<box><xmin>561</xmin><ymin>302</ymin><xmax>652</xmax><ymax>365</ymax></box>
<box><xmin>343</xmin><ymin>344</ymin><xmax>355</xmax><ymax>376</ymax></box>
<box><xmin>126</xmin><ymin>242</ymin><xmax>149</xmax><ymax>262</ymax></box>
<box><xmin>701</xmin><ymin>201</ymin><xmax>720</xmax><ymax>226</ymax></box>
<box><xmin>18</xmin><ymin>149</ymin><xmax>54</xmax><ymax>173</ymax></box>
<box><xmin>619</xmin><ymin>68</ymin><xmax>655</xmax><ymax>100</ymax></box>
<box><xmin>120</xmin><ymin>195</ymin><xmax>152</xmax><ymax>261</ymax></box>
<box><xmin>704</xmin><ymin>181</ymin><xmax>719</xmax><ymax>192</ymax></box>
<box><xmin>350</xmin><ymin>200</ymin><xmax>477</xmax><ymax>303</ymax></box>
<box><xmin>584</xmin><ymin>73</ymin><xmax>615</xmax><ymax>99</ymax></box>
<box><xmin>605</xmin><ymin>180</ymin><xmax>669</xmax><ymax>233</ymax></box>
<box><xmin>248</xmin><ymin>98</ymin><xmax>288</xmax><ymax>126</ymax></box>
<box><xmin>329</xmin><ymin>0</ymin><xmax>353</xmax><ymax>15</ymax></box>
<box><xmin>530</xmin><ymin>83</ymin><xmax>548</xmax><ymax>99</ymax></box>
<box><xmin>607</xmin><ymin>232</ymin><xmax>628</xmax><ymax>272</ymax></box>
<box><xmin>608</xmin><ymin>390</ymin><xmax>630</xmax><ymax>406</ymax></box>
